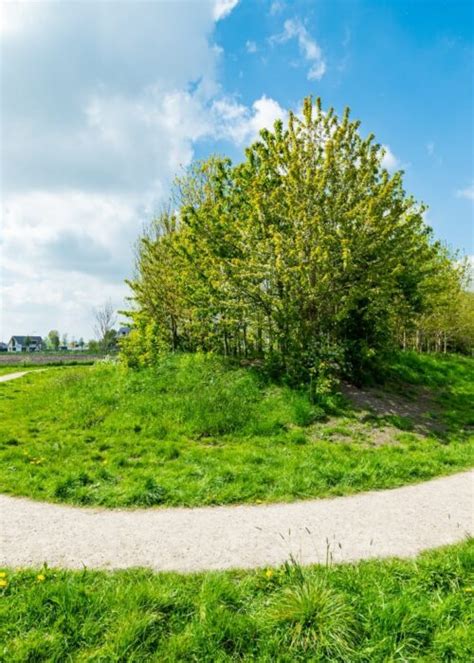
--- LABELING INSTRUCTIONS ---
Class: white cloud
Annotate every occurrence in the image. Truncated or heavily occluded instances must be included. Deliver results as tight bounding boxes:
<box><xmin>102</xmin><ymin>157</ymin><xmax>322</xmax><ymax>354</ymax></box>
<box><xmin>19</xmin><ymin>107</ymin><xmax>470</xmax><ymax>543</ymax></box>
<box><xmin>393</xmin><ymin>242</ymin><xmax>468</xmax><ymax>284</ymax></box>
<box><xmin>213</xmin><ymin>0</ymin><xmax>239</xmax><ymax>21</ymax></box>
<box><xmin>248</xmin><ymin>96</ymin><xmax>287</xmax><ymax>136</ymax></box>
<box><xmin>211</xmin><ymin>95</ymin><xmax>286</xmax><ymax>145</ymax></box>
<box><xmin>246</xmin><ymin>40</ymin><xmax>257</xmax><ymax>53</ymax></box>
<box><xmin>0</xmin><ymin>0</ymin><xmax>283</xmax><ymax>341</ymax></box>
<box><xmin>1</xmin><ymin>190</ymin><xmax>140</xmax><ymax>340</ymax></box>
<box><xmin>274</xmin><ymin>18</ymin><xmax>326</xmax><ymax>81</ymax></box>
<box><xmin>456</xmin><ymin>182</ymin><xmax>474</xmax><ymax>201</ymax></box>
<box><xmin>381</xmin><ymin>145</ymin><xmax>400</xmax><ymax>172</ymax></box>
<box><xmin>270</xmin><ymin>1</ymin><xmax>286</xmax><ymax>16</ymax></box>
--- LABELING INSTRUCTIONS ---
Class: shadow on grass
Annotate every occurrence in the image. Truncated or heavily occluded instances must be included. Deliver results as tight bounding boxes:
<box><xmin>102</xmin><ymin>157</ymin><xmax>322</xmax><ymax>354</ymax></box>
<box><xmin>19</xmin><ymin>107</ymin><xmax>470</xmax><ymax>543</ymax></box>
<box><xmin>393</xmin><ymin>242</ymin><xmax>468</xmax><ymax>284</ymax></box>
<box><xmin>339</xmin><ymin>352</ymin><xmax>474</xmax><ymax>442</ymax></box>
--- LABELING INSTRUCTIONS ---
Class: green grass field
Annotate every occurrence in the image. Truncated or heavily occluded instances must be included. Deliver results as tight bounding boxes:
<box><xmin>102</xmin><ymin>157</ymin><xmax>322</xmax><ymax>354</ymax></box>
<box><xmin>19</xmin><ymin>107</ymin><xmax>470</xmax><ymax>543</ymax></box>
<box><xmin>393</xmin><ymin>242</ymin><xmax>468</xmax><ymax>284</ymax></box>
<box><xmin>0</xmin><ymin>352</ymin><xmax>472</xmax><ymax>507</ymax></box>
<box><xmin>1</xmin><ymin>540</ymin><xmax>472</xmax><ymax>662</ymax></box>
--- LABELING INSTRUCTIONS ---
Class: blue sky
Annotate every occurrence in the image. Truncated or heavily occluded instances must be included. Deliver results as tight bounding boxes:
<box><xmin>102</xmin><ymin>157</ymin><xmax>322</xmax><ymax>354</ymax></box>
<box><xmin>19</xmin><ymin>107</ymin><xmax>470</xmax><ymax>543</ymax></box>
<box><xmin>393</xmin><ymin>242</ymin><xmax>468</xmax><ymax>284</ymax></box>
<box><xmin>1</xmin><ymin>0</ymin><xmax>472</xmax><ymax>341</ymax></box>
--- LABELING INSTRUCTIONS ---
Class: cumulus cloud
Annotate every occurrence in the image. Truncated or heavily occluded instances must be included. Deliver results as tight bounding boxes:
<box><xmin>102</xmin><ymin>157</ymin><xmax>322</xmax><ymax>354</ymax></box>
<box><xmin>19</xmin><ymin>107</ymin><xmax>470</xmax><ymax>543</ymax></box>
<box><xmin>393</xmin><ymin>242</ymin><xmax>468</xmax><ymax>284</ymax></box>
<box><xmin>273</xmin><ymin>18</ymin><xmax>326</xmax><ymax>80</ymax></box>
<box><xmin>212</xmin><ymin>95</ymin><xmax>286</xmax><ymax>144</ymax></box>
<box><xmin>0</xmin><ymin>0</ymin><xmax>283</xmax><ymax>340</ymax></box>
<box><xmin>381</xmin><ymin>145</ymin><xmax>400</xmax><ymax>172</ymax></box>
<box><xmin>213</xmin><ymin>0</ymin><xmax>239</xmax><ymax>21</ymax></box>
<box><xmin>1</xmin><ymin>189</ymin><xmax>144</xmax><ymax>337</ymax></box>
<box><xmin>456</xmin><ymin>182</ymin><xmax>474</xmax><ymax>201</ymax></box>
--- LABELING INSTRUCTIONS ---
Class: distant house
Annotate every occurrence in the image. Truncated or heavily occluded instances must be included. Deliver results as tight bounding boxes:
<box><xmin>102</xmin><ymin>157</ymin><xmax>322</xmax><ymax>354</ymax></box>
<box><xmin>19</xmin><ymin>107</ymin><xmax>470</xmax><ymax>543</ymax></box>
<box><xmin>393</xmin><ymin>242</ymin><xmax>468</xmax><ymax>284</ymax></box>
<box><xmin>0</xmin><ymin>342</ymin><xmax>8</xmax><ymax>352</ymax></box>
<box><xmin>8</xmin><ymin>336</ymin><xmax>43</xmax><ymax>352</ymax></box>
<box><xmin>117</xmin><ymin>326</ymin><xmax>131</xmax><ymax>338</ymax></box>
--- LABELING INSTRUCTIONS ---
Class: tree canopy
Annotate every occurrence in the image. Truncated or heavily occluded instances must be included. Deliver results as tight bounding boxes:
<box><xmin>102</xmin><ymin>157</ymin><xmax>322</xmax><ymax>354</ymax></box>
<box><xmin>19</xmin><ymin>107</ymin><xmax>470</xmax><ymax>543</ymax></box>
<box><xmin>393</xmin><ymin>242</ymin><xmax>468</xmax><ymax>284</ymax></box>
<box><xmin>124</xmin><ymin>97</ymin><xmax>470</xmax><ymax>384</ymax></box>
<box><xmin>47</xmin><ymin>330</ymin><xmax>60</xmax><ymax>351</ymax></box>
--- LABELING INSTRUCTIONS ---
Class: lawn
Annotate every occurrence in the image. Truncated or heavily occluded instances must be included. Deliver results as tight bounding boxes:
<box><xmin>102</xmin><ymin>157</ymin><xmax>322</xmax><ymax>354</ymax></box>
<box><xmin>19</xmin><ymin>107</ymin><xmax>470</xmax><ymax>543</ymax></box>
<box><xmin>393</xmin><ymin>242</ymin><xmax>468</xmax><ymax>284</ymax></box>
<box><xmin>0</xmin><ymin>352</ymin><xmax>472</xmax><ymax>508</ymax></box>
<box><xmin>1</xmin><ymin>540</ymin><xmax>472</xmax><ymax>661</ymax></box>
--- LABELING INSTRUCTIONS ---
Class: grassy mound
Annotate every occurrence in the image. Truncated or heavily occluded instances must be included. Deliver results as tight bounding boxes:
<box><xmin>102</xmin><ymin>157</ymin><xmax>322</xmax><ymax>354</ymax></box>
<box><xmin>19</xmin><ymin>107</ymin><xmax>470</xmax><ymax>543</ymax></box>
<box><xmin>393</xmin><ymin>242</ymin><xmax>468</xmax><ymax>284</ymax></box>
<box><xmin>1</xmin><ymin>540</ymin><xmax>473</xmax><ymax>661</ymax></box>
<box><xmin>0</xmin><ymin>352</ymin><xmax>472</xmax><ymax>507</ymax></box>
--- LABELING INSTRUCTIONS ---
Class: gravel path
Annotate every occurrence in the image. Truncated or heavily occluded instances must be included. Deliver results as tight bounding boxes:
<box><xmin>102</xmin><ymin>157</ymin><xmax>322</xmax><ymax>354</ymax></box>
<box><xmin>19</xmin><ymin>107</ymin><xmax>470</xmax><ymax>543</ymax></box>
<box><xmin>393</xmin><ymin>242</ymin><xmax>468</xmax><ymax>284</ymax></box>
<box><xmin>1</xmin><ymin>471</ymin><xmax>472</xmax><ymax>572</ymax></box>
<box><xmin>0</xmin><ymin>371</ymin><xmax>28</xmax><ymax>382</ymax></box>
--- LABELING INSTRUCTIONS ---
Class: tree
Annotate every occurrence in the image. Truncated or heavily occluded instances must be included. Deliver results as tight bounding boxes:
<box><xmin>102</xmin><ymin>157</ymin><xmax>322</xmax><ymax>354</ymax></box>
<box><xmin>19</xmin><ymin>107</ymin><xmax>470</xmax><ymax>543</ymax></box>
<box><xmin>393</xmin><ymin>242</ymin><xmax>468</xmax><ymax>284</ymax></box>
<box><xmin>88</xmin><ymin>339</ymin><xmax>100</xmax><ymax>353</ymax></box>
<box><xmin>93</xmin><ymin>300</ymin><xmax>117</xmax><ymax>352</ymax></box>
<box><xmin>48</xmin><ymin>330</ymin><xmax>60</xmax><ymax>350</ymax></box>
<box><xmin>101</xmin><ymin>329</ymin><xmax>118</xmax><ymax>352</ymax></box>
<box><xmin>125</xmin><ymin>97</ymin><xmax>466</xmax><ymax>382</ymax></box>
<box><xmin>400</xmin><ymin>260</ymin><xmax>474</xmax><ymax>354</ymax></box>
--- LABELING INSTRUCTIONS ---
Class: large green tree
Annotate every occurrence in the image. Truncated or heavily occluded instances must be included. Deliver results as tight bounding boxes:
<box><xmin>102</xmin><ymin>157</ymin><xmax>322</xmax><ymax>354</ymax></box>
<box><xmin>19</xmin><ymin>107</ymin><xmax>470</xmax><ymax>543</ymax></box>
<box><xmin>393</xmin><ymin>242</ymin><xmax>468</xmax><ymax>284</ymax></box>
<box><xmin>124</xmin><ymin>97</ymin><xmax>466</xmax><ymax>381</ymax></box>
<box><xmin>47</xmin><ymin>330</ymin><xmax>60</xmax><ymax>351</ymax></box>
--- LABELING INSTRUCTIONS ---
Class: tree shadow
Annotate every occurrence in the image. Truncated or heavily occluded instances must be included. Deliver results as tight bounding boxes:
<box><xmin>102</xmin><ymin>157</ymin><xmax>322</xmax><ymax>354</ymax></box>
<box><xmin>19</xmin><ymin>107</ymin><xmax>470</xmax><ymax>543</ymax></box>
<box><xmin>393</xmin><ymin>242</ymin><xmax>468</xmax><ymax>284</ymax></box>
<box><xmin>339</xmin><ymin>382</ymin><xmax>450</xmax><ymax>439</ymax></box>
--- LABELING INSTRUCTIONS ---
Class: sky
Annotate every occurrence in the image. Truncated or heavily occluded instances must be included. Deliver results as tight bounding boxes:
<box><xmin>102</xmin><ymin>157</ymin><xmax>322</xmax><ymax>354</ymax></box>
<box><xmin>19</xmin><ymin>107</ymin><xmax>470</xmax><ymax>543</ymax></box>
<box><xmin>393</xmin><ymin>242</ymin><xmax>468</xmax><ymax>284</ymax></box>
<box><xmin>1</xmin><ymin>0</ymin><xmax>473</xmax><ymax>342</ymax></box>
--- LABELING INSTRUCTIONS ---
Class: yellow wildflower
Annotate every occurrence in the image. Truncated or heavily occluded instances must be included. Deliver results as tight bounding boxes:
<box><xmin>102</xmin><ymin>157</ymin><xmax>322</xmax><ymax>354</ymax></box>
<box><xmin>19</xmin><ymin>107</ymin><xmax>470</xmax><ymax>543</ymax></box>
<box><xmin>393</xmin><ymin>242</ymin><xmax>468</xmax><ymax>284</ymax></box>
<box><xmin>0</xmin><ymin>579</ymin><xmax>7</xmax><ymax>588</ymax></box>
<box><xmin>265</xmin><ymin>568</ymin><xmax>274</xmax><ymax>579</ymax></box>
<box><xmin>37</xmin><ymin>574</ymin><xmax>45</xmax><ymax>582</ymax></box>
<box><xmin>0</xmin><ymin>572</ymin><xmax>6</xmax><ymax>578</ymax></box>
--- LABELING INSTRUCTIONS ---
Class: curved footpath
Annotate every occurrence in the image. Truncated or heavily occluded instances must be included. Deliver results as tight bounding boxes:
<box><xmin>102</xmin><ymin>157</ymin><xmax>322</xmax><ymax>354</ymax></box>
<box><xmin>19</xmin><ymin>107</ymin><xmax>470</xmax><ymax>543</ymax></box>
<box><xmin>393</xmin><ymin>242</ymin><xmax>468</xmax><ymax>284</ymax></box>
<box><xmin>0</xmin><ymin>371</ymin><xmax>472</xmax><ymax>572</ymax></box>
<box><xmin>1</xmin><ymin>472</ymin><xmax>472</xmax><ymax>572</ymax></box>
<box><xmin>0</xmin><ymin>370</ymin><xmax>28</xmax><ymax>382</ymax></box>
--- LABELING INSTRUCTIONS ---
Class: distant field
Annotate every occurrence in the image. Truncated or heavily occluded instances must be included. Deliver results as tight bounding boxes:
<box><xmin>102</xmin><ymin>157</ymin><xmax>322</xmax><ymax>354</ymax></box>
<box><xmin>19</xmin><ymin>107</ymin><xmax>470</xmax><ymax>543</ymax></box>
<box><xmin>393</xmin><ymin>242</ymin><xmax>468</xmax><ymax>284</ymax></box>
<box><xmin>0</xmin><ymin>352</ymin><xmax>472</xmax><ymax>508</ymax></box>
<box><xmin>0</xmin><ymin>353</ymin><xmax>108</xmax><ymax>366</ymax></box>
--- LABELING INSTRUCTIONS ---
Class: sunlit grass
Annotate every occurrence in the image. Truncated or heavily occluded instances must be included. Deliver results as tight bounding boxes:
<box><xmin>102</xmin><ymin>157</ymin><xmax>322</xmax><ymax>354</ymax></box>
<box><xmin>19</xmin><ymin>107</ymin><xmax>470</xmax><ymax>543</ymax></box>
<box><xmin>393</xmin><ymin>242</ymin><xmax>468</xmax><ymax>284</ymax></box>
<box><xmin>0</xmin><ymin>352</ymin><xmax>472</xmax><ymax>507</ymax></box>
<box><xmin>1</xmin><ymin>540</ymin><xmax>472</xmax><ymax>661</ymax></box>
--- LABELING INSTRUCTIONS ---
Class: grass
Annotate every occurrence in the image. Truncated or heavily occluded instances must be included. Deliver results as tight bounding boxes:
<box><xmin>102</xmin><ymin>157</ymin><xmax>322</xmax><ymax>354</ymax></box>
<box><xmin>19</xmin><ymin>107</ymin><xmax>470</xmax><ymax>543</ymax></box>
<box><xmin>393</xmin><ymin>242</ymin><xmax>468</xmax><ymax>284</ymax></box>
<box><xmin>388</xmin><ymin>351</ymin><xmax>474</xmax><ymax>432</ymax></box>
<box><xmin>1</xmin><ymin>540</ymin><xmax>473</xmax><ymax>661</ymax></box>
<box><xmin>0</xmin><ymin>352</ymin><xmax>472</xmax><ymax>507</ymax></box>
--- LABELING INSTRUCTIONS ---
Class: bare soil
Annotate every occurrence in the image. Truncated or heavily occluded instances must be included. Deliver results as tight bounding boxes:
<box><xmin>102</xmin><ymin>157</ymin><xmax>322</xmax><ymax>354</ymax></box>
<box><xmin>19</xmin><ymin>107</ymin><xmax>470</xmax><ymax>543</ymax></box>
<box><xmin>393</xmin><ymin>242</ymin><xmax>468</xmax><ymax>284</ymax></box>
<box><xmin>340</xmin><ymin>382</ymin><xmax>447</xmax><ymax>436</ymax></box>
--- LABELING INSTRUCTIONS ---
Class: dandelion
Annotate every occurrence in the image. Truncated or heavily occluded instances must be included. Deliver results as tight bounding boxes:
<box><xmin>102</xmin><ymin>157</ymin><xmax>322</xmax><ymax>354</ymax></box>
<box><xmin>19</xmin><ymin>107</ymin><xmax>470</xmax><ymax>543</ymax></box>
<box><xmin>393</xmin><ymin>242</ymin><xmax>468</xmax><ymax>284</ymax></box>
<box><xmin>0</xmin><ymin>579</ymin><xmax>7</xmax><ymax>588</ymax></box>
<box><xmin>37</xmin><ymin>574</ymin><xmax>45</xmax><ymax>582</ymax></box>
<box><xmin>0</xmin><ymin>572</ymin><xmax>6</xmax><ymax>578</ymax></box>
<box><xmin>265</xmin><ymin>568</ymin><xmax>274</xmax><ymax>579</ymax></box>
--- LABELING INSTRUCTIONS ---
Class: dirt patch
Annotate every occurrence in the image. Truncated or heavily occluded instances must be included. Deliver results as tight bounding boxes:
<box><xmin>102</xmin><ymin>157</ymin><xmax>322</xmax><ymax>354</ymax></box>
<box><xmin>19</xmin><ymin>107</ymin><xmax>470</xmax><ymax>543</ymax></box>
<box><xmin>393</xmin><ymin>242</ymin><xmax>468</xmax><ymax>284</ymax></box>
<box><xmin>313</xmin><ymin>418</ymin><xmax>408</xmax><ymax>447</ymax></box>
<box><xmin>340</xmin><ymin>383</ymin><xmax>447</xmax><ymax>437</ymax></box>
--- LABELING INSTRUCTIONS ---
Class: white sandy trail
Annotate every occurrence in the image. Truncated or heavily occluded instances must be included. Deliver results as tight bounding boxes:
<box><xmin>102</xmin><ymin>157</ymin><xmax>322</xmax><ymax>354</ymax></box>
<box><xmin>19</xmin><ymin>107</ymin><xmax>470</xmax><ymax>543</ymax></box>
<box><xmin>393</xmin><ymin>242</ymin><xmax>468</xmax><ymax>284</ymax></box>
<box><xmin>0</xmin><ymin>371</ymin><xmax>28</xmax><ymax>382</ymax></box>
<box><xmin>1</xmin><ymin>471</ymin><xmax>472</xmax><ymax>572</ymax></box>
